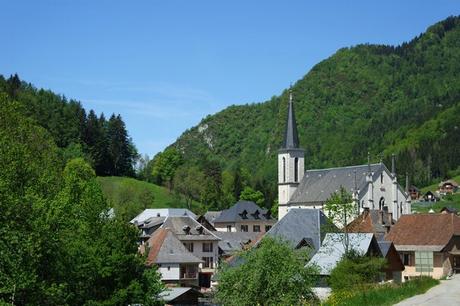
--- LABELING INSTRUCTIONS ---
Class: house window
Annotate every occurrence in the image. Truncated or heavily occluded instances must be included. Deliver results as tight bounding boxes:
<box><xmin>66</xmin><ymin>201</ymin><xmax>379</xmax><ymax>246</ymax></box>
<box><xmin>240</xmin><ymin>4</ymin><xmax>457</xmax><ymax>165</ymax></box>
<box><xmin>294</xmin><ymin>157</ymin><xmax>299</xmax><ymax>182</ymax></box>
<box><xmin>227</xmin><ymin>225</ymin><xmax>232</xmax><ymax>232</ymax></box>
<box><xmin>265</xmin><ymin>225</ymin><xmax>272</xmax><ymax>232</ymax></box>
<box><xmin>253</xmin><ymin>225</ymin><xmax>260</xmax><ymax>232</ymax></box>
<box><xmin>167</xmin><ymin>266</ymin><xmax>171</xmax><ymax>271</ymax></box>
<box><xmin>202</xmin><ymin>257</ymin><xmax>214</xmax><ymax>268</ymax></box>
<box><xmin>202</xmin><ymin>242</ymin><xmax>213</xmax><ymax>252</ymax></box>
<box><xmin>241</xmin><ymin>225</ymin><xmax>248</xmax><ymax>232</ymax></box>
<box><xmin>183</xmin><ymin>242</ymin><xmax>194</xmax><ymax>252</ymax></box>
<box><xmin>415</xmin><ymin>251</ymin><xmax>433</xmax><ymax>272</ymax></box>
<box><xmin>402</xmin><ymin>253</ymin><xmax>411</xmax><ymax>266</ymax></box>
<box><xmin>283</xmin><ymin>157</ymin><xmax>286</xmax><ymax>182</ymax></box>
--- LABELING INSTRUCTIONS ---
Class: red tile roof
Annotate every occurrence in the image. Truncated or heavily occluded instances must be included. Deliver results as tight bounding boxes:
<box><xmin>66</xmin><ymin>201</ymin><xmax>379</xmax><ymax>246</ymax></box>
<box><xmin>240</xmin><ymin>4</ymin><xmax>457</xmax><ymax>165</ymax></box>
<box><xmin>385</xmin><ymin>213</ymin><xmax>460</xmax><ymax>247</ymax></box>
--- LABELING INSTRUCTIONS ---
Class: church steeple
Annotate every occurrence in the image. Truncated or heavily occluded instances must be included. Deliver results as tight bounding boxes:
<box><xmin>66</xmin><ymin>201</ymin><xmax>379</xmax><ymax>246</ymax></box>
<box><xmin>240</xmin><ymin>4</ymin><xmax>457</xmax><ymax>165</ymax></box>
<box><xmin>282</xmin><ymin>89</ymin><xmax>300</xmax><ymax>149</ymax></box>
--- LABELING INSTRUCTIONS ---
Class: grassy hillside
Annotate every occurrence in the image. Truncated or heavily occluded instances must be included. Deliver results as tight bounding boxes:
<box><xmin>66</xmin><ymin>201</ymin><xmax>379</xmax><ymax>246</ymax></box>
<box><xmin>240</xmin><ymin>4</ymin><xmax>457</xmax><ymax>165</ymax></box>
<box><xmin>156</xmin><ymin>16</ymin><xmax>460</xmax><ymax>209</ymax></box>
<box><xmin>411</xmin><ymin>173</ymin><xmax>460</xmax><ymax>213</ymax></box>
<box><xmin>97</xmin><ymin>176</ymin><xmax>204</xmax><ymax>221</ymax></box>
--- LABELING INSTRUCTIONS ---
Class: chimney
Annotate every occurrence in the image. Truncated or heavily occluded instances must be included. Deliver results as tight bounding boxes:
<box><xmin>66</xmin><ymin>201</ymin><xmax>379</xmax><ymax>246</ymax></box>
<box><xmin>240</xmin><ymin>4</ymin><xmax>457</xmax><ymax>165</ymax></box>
<box><xmin>387</xmin><ymin>212</ymin><xmax>393</xmax><ymax>225</ymax></box>
<box><xmin>379</xmin><ymin>211</ymin><xmax>383</xmax><ymax>224</ymax></box>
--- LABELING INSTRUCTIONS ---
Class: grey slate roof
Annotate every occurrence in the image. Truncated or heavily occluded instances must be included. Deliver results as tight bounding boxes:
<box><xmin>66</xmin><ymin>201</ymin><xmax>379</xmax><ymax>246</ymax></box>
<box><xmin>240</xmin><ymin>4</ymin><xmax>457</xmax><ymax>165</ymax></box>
<box><xmin>130</xmin><ymin>208</ymin><xmax>197</xmax><ymax>224</ymax></box>
<box><xmin>159</xmin><ymin>287</ymin><xmax>203</xmax><ymax>302</ymax></box>
<box><xmin>282</xmin><ymin>92</ymin><xmax>300</xmax><ymax>149</ymax></box>
<box><xmin>289</xmin><ymin>163</ymin><xmax>384</xmax><ymax>205</ymax></box>
<box><xmin>264</xmin><ymin>209</ymin><xmax>330</xmax><ymax>252</ymax></box>
<box><xmin>204</xmin><ymin>211</ymin><xmax>222</xmax><ymax>224</ymax></box>
<box><xmin>377</xmin><ymin>240</ymin><xmax>392</xmax><ymax>257</ymax></box>
<box><xmin>212</xmin><ymin>231</ymin><xmax>259</xmax><ymax>255</ymax></box>
<box><xmin>307</xmin><ymin>233</ymin><xmax>379</xmax><ymax>275</ymax></box>
<box><xmin>161</xmin><ymin>216</ymin><xmax>221</xmax><ymax>241</ymax></box>
<box><xmin>214</xmin><ymin>201</ymin><xmax>272</xmax><ymax>223</ymax></box>
<box><xmin>153</xmin><ymin>230</ymin><xmax>203</xmax><ymax>264</ymax></box>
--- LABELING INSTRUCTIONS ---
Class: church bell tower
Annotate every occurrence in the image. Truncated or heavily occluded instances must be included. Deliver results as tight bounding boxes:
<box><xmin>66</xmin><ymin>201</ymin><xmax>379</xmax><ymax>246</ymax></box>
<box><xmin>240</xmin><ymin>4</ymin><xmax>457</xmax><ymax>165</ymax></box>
<box><xmin>278</xmin><ymin>89</ymin><xmax>305</xmax><ymax>219</ymax></box>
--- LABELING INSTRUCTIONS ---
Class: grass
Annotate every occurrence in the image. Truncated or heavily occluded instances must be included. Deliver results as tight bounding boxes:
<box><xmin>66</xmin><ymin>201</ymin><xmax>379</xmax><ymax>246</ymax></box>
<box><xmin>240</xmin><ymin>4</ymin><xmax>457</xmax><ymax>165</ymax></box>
<box><xmin>97</xmin><ymin>176</ymin><xmax>204</xmax><ymax>221</ymax></box>
<box><xmin>420</xmin><ymin>175</ymin><xmax>460</xmax><ymax>194</ymax></box>
<box><xmin>324</xmin><ymin>277</ymin><xmax>439</xmax><ymax>306</ymax></box>
<box><xmin>412</xmin><ymin>193</ymin><xmax>460</xmax><ymax>213</ymax></box>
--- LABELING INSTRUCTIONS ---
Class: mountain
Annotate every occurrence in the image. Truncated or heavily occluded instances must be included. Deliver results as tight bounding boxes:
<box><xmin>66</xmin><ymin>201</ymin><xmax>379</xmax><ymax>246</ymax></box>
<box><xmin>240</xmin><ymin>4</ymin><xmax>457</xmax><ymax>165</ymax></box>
<box><xmin>0</xmin><ymin>75</ymin><xmax>138</xmax><ymax>177</ymax></box>
<box><xmin>156</xmin><ymin>16</ymin><xmax>460</xmax><ymax>207</ymax></box>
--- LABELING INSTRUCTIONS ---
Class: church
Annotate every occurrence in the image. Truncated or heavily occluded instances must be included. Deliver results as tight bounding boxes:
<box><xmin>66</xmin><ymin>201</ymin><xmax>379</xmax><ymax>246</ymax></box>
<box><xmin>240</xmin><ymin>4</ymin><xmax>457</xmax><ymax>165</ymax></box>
<box><xmin>278</xmin><ymin>91</ymin><xmax>411</xmax><ymax>220</ymax></box>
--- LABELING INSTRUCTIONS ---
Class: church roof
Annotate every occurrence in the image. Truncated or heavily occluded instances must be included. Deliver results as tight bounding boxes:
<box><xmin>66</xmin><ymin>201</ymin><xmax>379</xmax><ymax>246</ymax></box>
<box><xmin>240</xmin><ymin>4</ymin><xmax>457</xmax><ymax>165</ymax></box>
<box><xmin>282</xmin><ymin>91</ymin><xmax>300</xmax><ymax>149</ymax></box>
<box><xmin>289</xmin><ymin>163</ymin><xmax>384</xmax><ymax>205</ymax></box>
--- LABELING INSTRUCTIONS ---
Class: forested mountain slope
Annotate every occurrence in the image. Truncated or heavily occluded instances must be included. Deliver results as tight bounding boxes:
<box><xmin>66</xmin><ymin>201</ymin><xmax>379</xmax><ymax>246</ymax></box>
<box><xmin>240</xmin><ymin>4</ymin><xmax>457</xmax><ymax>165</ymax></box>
<box><xmin>0</xmin><ymin>75</ymin><xmax>138</xmax><ymax>177</ymax></box>
<box><xmin>156</xmin><ymin>16</ymin><xmax>460</xmax><ymax>208</ymax></box>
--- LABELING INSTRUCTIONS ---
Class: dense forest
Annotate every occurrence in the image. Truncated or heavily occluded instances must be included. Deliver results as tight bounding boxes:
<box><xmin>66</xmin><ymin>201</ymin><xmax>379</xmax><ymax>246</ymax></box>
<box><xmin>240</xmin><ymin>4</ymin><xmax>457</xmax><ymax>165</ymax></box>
<box><xmin>144</xmin><ymin>16</ymin><xmax>460</xmax><ymax>212</ymax></box>
<box><xmin>0</xmin><ymin>96</ymin><xmax>163</xmax><ymax>305</ymax></box>
<box><xmin>0</xmin><ymin>75</ymin><xmax>138</xmax><ymax>177</ymax></box>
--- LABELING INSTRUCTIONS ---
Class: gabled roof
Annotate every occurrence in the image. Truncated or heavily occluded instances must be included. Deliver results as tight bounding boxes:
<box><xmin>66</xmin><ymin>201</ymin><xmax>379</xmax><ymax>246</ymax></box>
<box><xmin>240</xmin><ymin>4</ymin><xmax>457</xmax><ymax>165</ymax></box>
<box><xmin>214</xmin><ymin>201</ymin><xmax>272</xmax><ymax>223</ymax></box>
<box><xmin>281</xmin><ymin>91</ymin><xmax>300</xmax><ymax>149</ymax></box>
<box><xmin>438</xmin><ymin>180</ymin><xmax>459</xmax><ymax>187</ymax></box>
<box><xmin>264</xmin><ymin>209</ymin><xmax>330</xmax><ymax>252</ymax></box>
<box><xmin>204</xmin><ymin>211</ymin><xmax>222</xmax><ymax>224</ymax></box>
<box><xmin>144</xmin><ymin>228</ymin><xmax>203</xmax><ymax>265</ymax></box>
<box><xmin>385</xmin><ymin>213</ymin><xmax>460</xmax><ymax>251</ymax></box>
<box><xmin>212</xmin><ymin>231</ymin><xmax>259</xmax><ymax>255</ymax></box>
<box><xmin>161</xmin><ymin>216</ymin><xmax>221</xmax><ymax>241</ymax></box>
<box><xmin>346</xmin><ymin>209</ymin><xmax>394</xmax><ymax>240</ymax></box>
<box><xmin>307</xmin><ymin>233</ymin><xmax>379</xmax><ymax>275</ymax></box>
<box><xmin>131</xmin><ymin>208</ymin><xmax>197</xmax><ymax>224</ymax></box>
<box><xmin>289</xmin><ymin>163</ymin><xmax>383</xmax><ymax>205</ymax></box>
<box><xmin>159</xmin><ymin>287</ymin><xmax>203</xmax><ymax>302</ymax></box>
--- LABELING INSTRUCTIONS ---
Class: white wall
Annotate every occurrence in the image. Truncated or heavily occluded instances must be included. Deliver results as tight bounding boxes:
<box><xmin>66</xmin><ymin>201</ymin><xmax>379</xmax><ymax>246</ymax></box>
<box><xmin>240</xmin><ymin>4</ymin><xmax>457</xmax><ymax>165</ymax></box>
<box><xmin>158</xmin><ymin>263</ymin><xmax>180</xmax><ymax>280</ymax></box>
<box><xmin>184</xmin><ymin>240</ymin><xmax>219</xmax><ymax>270</ymax></box>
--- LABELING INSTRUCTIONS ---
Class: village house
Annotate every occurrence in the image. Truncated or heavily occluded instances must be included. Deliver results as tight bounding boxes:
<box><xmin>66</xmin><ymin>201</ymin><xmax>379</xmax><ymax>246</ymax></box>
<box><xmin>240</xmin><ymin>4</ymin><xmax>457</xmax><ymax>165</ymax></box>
<box><xmin>408</xmin><ymin>185</ymin><xmax>421</xmax><ymax>200</ymax></box>
<box><xmin>278</xmin><ymin>91</ymin><xmax>411</xmax><ymax>220</ymax></box>
<box><xmin>385</xmin><ymin>213</ymin><xmax>460</xmax><ymax>280</ymax></box>
<box><xmin>142</xmin><ymin>228</ymin><xmax>203</xmax><ymax>287</ymax></box>
<box><xmin>438</xmin><ymin>179</ymin><xmax>459</xmax><ymax>195</ymax></box>
<box><xmin>211</xmin><ymin>231</ymin><xmax>259</xmax><ymax>258</ymax></box>
<box><xmin>213</xmin><ymin>200</ymin><xmax>276</xmax><ymax>233</ymax></box>
<box><xmin>377</xmin><ymin>240</ymin><xmax>405</xmax><ymax>282</ymax></box>
<box><xmin>307</xmin><ymin>233</ymin><xmax>383</xmax><ymax>277</ymax></box>
<box><xmin>160</xmin><ymin>216</ymin><xmax>221</xmax><ymax>288</ymax></box>
<box><xmin>423</xmin><ymin>190</ymin><xmax>439</xmax><ymax>202</ymax></box>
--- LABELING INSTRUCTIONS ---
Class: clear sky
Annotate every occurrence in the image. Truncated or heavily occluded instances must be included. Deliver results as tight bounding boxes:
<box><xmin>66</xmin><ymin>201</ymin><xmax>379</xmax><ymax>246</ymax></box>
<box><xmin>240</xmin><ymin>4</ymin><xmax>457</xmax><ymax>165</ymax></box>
<box><xmin>1</xmin><ymin>1</ymin><xmax>459</xmax><ymax>157</ymax></box>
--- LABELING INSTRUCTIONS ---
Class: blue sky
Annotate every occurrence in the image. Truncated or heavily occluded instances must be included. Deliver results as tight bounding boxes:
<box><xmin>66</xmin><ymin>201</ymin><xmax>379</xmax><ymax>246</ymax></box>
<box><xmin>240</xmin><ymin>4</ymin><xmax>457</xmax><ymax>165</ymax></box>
<box><xmin>1</xmin><ymin>1</ymin><xmax>459</xmax><ymax>157</ymax></box>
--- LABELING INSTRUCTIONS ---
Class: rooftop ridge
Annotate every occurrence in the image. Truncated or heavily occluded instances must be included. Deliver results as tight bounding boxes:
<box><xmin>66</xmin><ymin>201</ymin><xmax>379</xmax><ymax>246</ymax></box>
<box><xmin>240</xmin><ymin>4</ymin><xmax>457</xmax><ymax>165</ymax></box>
<box><xmin>305</xmin><ymin>163</ymin><xmax>382</xmax><ymax>173</ymax></box>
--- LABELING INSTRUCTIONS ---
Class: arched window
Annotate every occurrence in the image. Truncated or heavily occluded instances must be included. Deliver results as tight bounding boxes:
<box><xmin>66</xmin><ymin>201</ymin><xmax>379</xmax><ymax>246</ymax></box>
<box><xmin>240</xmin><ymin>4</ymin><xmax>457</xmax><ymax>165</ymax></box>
<box><xmin>379</xmin><ymin>197</ymin><xmax>385</xmax><ymax>210</ymax></box>
<box><xmin>381</xmin><ymin>173</ymin><xmax>384</xmax><ymax>184</ymax></box>
<box><xmin>282</xmin><ymin>157</ymin><xmax>286</xmax><ymax>183</ymax></box>
<box><xmin>294</xmin><ymin>157</ymin><xmax>299</xmax><ymax>182</ymax></box>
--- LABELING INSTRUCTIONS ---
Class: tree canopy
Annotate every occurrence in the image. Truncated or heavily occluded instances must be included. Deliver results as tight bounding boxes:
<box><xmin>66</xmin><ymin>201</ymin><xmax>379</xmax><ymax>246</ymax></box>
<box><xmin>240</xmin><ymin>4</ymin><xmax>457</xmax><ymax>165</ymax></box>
<box><xmin>216</xmin><ymin>237</ymin><xmax>318</xmax><ymax>306</ymax></box>
<box><xmin>0</xmin><ymin>97</ymin><xmax>163</xmax><ymax>305</ymax></box>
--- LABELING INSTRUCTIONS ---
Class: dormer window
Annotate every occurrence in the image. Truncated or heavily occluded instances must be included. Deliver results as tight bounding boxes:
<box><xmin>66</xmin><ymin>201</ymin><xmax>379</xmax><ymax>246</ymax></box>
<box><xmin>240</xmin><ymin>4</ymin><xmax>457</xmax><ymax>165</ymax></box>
<box><xmin>239</xmin><ymin>210</ymin><xmax>248</xmax><ymax>219</ymax></box>
<box><xmin>195</xmin><ymin>225</ymin><xmax>204</xmax><ymax>235</ymax></box>
<box><xmin>252</xmin><ymin>210</ymin><xmax>260</xmax><ymax>219</ymax></box>
<box><xmin>182</xmin><ymin>225</ymin><xmax>191</xmax><ymax>235</ymax></box>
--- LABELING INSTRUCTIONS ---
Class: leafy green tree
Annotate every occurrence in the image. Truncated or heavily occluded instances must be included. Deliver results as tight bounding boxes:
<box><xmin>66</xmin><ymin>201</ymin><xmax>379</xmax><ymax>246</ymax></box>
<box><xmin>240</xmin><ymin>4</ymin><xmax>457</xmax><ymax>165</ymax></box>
<box><xmin>323</xmin><ymin>186</ymin><xmax>356</xmax><ymax>253</ymax></box>
<box><xmin>239</xmin><ymin>186</ymin><xmax>265</xmax><ymax>207</ymax></box>
<box><xmin>173</xmin><ymin>166</ymin><xmax>205</xmax><ymax>209</ymax></box>
<box><xmin>216</xmin><ymin>237</ymin><xmax>318</xmax><ymax>306</ymax></box>
<box><xmin>328</xmin><ymin>250</ymin><xmax>386</xmax><ymax>291</ymax></box>
<box><xmin>151</xmin><ymin>148</ymin><xmax>183</xmax><ymax>190</ymax></box>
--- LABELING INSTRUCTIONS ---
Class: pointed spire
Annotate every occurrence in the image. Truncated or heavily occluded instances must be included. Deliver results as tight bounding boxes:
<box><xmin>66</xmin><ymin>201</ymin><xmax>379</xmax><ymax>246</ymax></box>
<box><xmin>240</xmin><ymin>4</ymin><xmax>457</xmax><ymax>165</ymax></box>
<box><xmin>391</xmin><ymin>154</ymin><xmax>396</xmax><ymax>176</ymax></box>
<box><xmin>282</xmin><ymin>87</ymin><xmax>300</xmax><ymax>149</ymax></box>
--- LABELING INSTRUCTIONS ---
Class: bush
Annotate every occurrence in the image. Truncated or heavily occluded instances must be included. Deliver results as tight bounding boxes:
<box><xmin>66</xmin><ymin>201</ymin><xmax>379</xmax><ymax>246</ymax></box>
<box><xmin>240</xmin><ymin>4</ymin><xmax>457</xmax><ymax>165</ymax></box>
<box><xmin>328</xmin><ymin>251</ymin><xmax>386</xmax><ymax>291</ymax></box>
